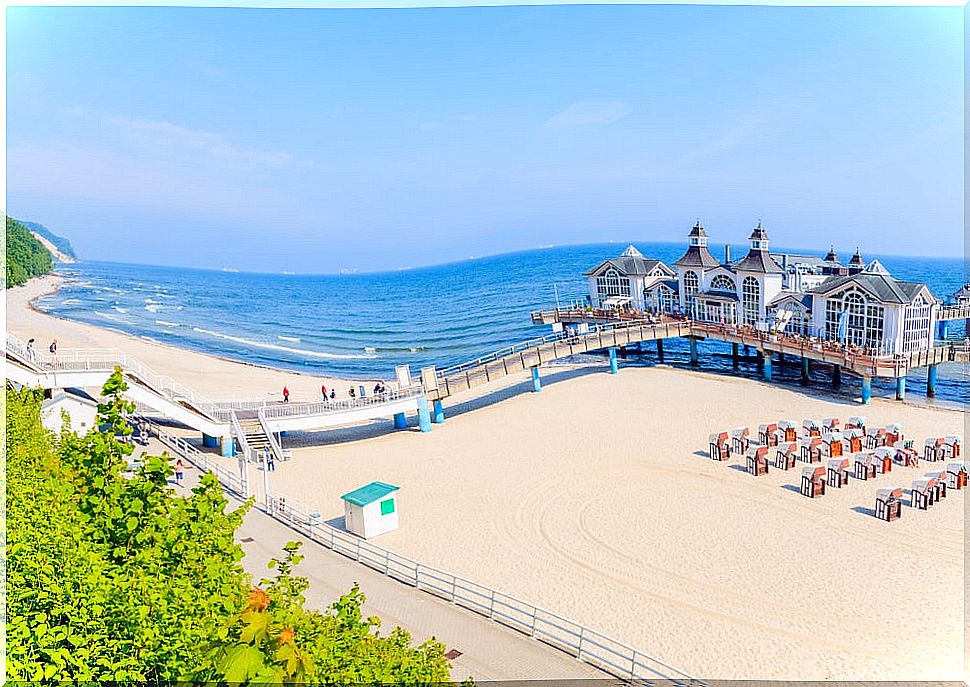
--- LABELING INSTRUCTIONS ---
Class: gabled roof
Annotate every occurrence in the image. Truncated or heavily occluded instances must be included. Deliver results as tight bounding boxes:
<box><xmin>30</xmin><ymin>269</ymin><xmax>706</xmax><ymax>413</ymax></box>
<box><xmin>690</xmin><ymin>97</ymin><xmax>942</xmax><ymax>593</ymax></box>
<box><xmin>808</xmin><ymin>273</ymin><xmax>936</xmax><ymax>305</ymax></box>
<box><xmin>848</xmin><ymin>249</ymin><xmax>865</xmax><ymax>267</ymax></box>
<box><xmin>862</xmin><ymin>259</ymin><xmax>890</xmax><ymax>276</ymax></box>
<box><xmin>688</xmin><ymin>221</ymin><xmax>708</xmax><ymax>239</ymax></box>
<box><xmin>952</xmin><ymin>283</ymin><xmax>970</xmax><ymax>299</ymax></box>
<box><xmin>735</xmin><ymin>249</ymin><xmax>784</xmax><ymax>274</ymax></box>
<box><xmin>769</xmin><ymin>290</ymin><xmax>813</xmax><ymax>311</ymax></box>
<box><xmin>584</xmin><ymin>254</ymin><xmax>669</xmax><ymax>277</ymax></box>
<box><xmin>674</xmin><ymin>246</ymin><xmax>720</xmax><ymax>269</ymax></box>
<box><xmin>43</xmin><ymin>387</ymin><xmax>100</xmax><ymax>409</ymax></box>
<box><xmin>341</xmin><ymin>481</ymin><xmax>399</xmax><ymax>507</ymax></box>
<box><xmin>645</xmin><ymin>278</ymin><xmax>680</xmax><ymax>292</ymax></box>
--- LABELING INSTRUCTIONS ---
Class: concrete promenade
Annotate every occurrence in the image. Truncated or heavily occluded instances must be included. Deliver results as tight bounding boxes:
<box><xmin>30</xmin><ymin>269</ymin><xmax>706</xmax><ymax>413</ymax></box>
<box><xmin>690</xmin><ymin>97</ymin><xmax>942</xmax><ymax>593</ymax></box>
<box><xmin>155</xmin><ymin>446</ymin><xmax>607</xmax><ymax>683</ymax></box>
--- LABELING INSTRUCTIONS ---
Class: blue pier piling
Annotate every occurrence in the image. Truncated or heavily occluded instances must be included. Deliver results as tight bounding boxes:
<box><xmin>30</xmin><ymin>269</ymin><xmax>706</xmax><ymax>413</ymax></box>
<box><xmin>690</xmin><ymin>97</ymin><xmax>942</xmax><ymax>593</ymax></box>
<box><xmin>731</xmin><ymin>342</ymin><xmax>739</xmax><ymax>368</ymax></box>
<box><xmin>927</xmin><ymin>364</ymin><xmax>938</xmax><ymax>398</ymax></box>
<box><xmin>861</xmin><ymin>375</ymin><xmax>872</xmax><ymax>404</ymax></box>
<box><xmin>801</xmin><ymin>357</ymin><xmax>810</xmax><ymax>385</ymax></box>
<box><xmin>656</xmin><ymin>338</ymin><xmax>665</xmax><ymax>362</ymax></box>
<box><xmin>608</xmin><ymin>347</ymin><xmax>619</xmax><ymax>374</ymax></box>
<box><xmin>531</xmin><ymin>366</ymin><xmax>542</xmax><ymax>392</ymax></box>
<box><xmin>895</xmin><ymin>376</ymin><xmax>906</xmax><ymax>401</ymax></box>
<box><xmin>763</xmin><ymin>352</ymin><xmax>772</xmax><ymax>381</ymax></box>
<box><xmin>202</xmin><ymin>433</ymin><xmax>219</xmax><ymax>449</ymax></box>
<box><xmin>221</xmin><ymin>436</ymin><xmax>235</xmax><ymax>457</ymax></box>
<box><xmin>393</xmin><ymin>412</ymin><xmax>408</xmax><ymax>429</ymax></box>
<box><xmin>938</xmin><ymin>320</ymin><xmax>950</xmax><ymax>340</ymax></box>
<box><xmin>418</xmin><ymin>402</ymin><xmax>432</xmax><ymax>433</ymax></box>
<box><xmin>832</xmin><ymin>365</ymin><xmax>842</xmax><ymax>390</ymax></box>
<box><xmin>432</xmin><ymin>400</ymin><xmax>445</xmax><ymax>424</ymax></box>
<box><xmin>689</xmin><ymin>338</ymin><xmax>699</xmax><ymax>366</ymax></box>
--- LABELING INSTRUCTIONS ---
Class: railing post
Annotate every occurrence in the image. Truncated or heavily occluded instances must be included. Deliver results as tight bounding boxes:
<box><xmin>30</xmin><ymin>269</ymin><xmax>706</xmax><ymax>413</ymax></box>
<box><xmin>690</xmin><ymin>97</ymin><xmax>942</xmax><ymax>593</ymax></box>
<box><xmin>488</xmin><ymin>590</ymin><xmax>496</xmax><ymax>618</ymax></box>
<box><xmin>530</xmin><ymin>606</ymin><xmax>537</xmax><ymax>637</ymax></box>
<box><xmin>576</xmin><ymin>627</ymin><xmax>585</xmax><ymax>658</ymax></box>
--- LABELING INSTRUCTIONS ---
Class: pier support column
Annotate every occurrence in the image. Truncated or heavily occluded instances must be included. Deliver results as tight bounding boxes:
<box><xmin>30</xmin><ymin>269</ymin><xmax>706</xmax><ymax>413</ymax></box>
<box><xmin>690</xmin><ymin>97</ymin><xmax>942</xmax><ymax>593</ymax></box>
<box><xmin>689</xmin><ymin>338</ymin><xmax>699</xmax><ymax>367</ymax></box>
<box><xmin>778</xmin><ymin>352</ymin><xmax>785</xmax><ymax>365</ymax></box>
<box><xmin>608</xmin><ymin>347</ymin><xmax>619</xmax><ymax>374</ymax></box>
<box><xmin>393</xmin><ymin>412</ymin><xmax>408</xmax><ymax>429</ymax></box>
<box><xmin>531</xmin><ymin>366</ymin><xmax>542</xmax><ymax>392</ymax></box>
<box><xmin>202</xmin><ymin>433</ymin><xmax>219</xmax><ymax>449</ymax></box>
<box><xmin>895</xmin><ymin>376</ymin><xmax>907</xmax><ymax>401</ymax></box>
<box><xmin>432</xmin><ymin>400</ymin><xmax>445</xmax><ymax>424</ymax></box>
<box><xmin>927</xmin><ymin>364</ymin><xmax>938</xmax><ymax>398</ymax></box>
<box><xmin>832</xmin><ymin>365</ymin><xmax>842</xmax><ymax>390</ymax></box>
<box><xmin>656</xmin><ymin>338</ymin><xmax>665</xmax><ymax>362</ymax></box>
<box><xmin>731</xmin><ymin>343</ymin><xmax>740</xmax><ymax>368</ymax></box>
<box><xmin>763</xmin><ymin>352</ymin><xmax>772</xmax><ymax>382</ymax></box>
<box><xmin>618</xmin><ymin>346</ymin><xmax>627</xmax><ymax>359</ymax></box>
<box><xmin>418</xmin><ymin>401</ymin><xmax>432</xmax><ymax>433</ymax></box>
<box><xmin>221</xmin><ymin>436</ymin><xmax>235</xmax><ymax>458</ymax></box>
<box><xmin>801</xmin><ymin>357</ymin><xmax>810</xmax><ymax>385</ymax></box>
<box><xmin>743</xmin><ymin>344</ymin><xmax>750</xmax><ymax>357</ymax></box>
<box><xmin>861</xmin><ymin>375</ymin><xmax>872</xmax><ymax>404</ymax></box>
<box><xmin>938</xmin><ymin>320</ymin><xmax>950</xmax><ymax>340</ymax></box>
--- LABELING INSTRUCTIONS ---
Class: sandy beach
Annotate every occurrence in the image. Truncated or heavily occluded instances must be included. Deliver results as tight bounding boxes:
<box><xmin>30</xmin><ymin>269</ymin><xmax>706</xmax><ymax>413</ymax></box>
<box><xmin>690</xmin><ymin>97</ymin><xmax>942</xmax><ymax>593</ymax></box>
<box><xmin>7</xmin><ymin>275</ymin><xmax>966</xmax><ymax>680</ymax></box>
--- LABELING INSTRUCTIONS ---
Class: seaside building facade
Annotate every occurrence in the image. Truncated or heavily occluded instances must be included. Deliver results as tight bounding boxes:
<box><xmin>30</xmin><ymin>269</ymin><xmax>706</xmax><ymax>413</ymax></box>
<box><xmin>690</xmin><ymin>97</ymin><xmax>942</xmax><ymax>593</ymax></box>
<box><xmin>584</xmin><ymin>222</ymin><xmax>940</xmax><ymax>354</ymax></box>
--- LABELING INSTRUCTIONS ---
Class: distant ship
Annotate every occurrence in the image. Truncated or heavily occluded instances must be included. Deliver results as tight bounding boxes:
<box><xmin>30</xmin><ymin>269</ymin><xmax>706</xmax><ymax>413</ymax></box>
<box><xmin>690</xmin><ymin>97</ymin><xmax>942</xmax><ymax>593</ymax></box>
<box><xmin>221</xmin><ymin>267</ymin><xmax>239</xmax><ymax>273</ymax></box>
<box><xmin>282</xmin><ymin>270</ymin><xmax>295</xmax><ymax>275</ymax></box>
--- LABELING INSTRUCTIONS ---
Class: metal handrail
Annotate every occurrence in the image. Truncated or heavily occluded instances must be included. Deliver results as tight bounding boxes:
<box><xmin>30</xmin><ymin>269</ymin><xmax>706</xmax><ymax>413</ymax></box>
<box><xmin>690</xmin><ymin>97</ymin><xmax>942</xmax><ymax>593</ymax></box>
<box><xmin>229</xmin><ymin>410</ymin><xmax>253</xmax><ymax>464</ymax></box>
<box><xmin>260</xmin><ymin>387</ymin><xmax>424</xmax><ymax>420</ymax></box>
<box><xmin>140</xmin><ymin>415</ymin><xmax>246</xmax><ymax>496</ymax></box>
<box><xmin>256</xmin><ymin>407</ymin><xmax>288</xmax><ymax>463</ymax></box>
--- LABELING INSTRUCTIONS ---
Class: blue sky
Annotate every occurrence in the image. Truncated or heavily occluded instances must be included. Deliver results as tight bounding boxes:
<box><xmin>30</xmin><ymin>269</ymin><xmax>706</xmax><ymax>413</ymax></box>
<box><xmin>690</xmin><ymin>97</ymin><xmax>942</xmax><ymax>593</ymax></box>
<box><xmin>6</xmin><ymin>4</ymin><xmax>963</xmax><ymax>273</ymax></box>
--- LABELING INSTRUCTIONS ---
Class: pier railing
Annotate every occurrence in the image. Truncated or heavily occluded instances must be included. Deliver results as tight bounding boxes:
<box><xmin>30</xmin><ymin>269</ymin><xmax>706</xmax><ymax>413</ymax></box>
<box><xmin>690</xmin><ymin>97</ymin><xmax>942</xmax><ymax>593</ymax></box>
<box><xmin>939</xmin><ymin>304</ymin><xmax>970</xmax><ymax>321</ymax></box>
<box><xmin>147</xmin><ymin>431</ymin><xmax>699</xmax><ymax>686</ymax></box>
<box><xmin>260</xmin><ymin>387</ymin><xmax>425</xmax><ymax>420</ymax></box>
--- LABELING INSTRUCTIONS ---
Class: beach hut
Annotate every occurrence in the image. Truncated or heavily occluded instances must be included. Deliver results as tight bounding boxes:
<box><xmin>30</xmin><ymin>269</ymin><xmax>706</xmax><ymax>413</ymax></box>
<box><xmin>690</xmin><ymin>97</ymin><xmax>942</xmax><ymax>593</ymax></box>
<box><xmin>910</xmin><ymin>478</ymin><xmax>934</xmax><ymax>510</ymax></box>
<box><xmin>340</xmin><ymin>481</ymin><xmax>400</xmax><ymax>539</ymax></box>
<box><xmin>925</xmin><ymin>470</ymin><xmax>947</xmax><ymax>501</ymax></box>
<box><xmin>854</xmin><ymin>453</ymin><xmax>877</xmax><ymax>480</ymax></box>
<box><xmin>946</xmin><ymin>462</ymin><xmax>968</xmax><ymax>490</ymax></box>
<box><xmin>800</xmin><ymin>437</ymin><xmax>823</xmax><ymax>463</ymax></box>
<box><xmin>827</xmin><ymin>458</ymin><xmax>850</xmax><ymax>488</ymax></box>
<box><xmin>872</xmin><ymin>447</ymin><xmax>894</xmax><ymax>474</ymax></box>
<box><xmin>778</xmin><ymin>420</ymin><xmax>799</xmax><ymax>443</ymax></box>
<box><xmin>893</xmin><ymin>441</ymin><xmax>919</xmax><ymax>468</ymax></box>
<box><xmin>758</xmin><ymin>423</ymin><xmax>779</xmax><ymax>447</ymax></box>
<box><xmin>709</xmin><ymin>432</ymin><xmax>731</xmax><ymax>461</ymax></box>
<box><xmin>885</xmin><ymin>423</ymin><xmax>903</xmax><ymax>446</ymax></box>
<box><xmin>924</xmin><ymin>437</ymin><xmax>946</xmax><ymax>463</ymax></box>
<box><xmin>746</xmin><ymin>446</ymin><xmax>770</xmax><ymax>476</ymax></box>
<box><xmin>775</xmin><ymin>442</ymin><xmax>798</xmax><ymax>470</ymax></box>
<box><xmin>843</xmin><ymin>428</ymin><xmax>864</xmax><ymax>454</ymax></box>
<box><xmin>822</xmin><ymin>417</ymin><xmax>840</xmax><ymax>433</ymax></box>
<box><xmin>865</xmin><ymin>427</ymin><xmax>887</xmax><ymax>449</ymax></box>
<box><xmin>943</xmin><ymin>436</ymin><xmax>961</xmax><ymax>460</ymax></box>
<box><xmin>732</xmin><ymin>427</ymin><xmax>750</xmax><ymax>454</ymax></box>
<box><xmin>845</xmin><ymin>416</ymin><xmax>867</xmax><ymax>434</ymax></box>
<box><xmin>800</xmin><ymin>466</ymin><xmax>826</xmax><ymax>498</ymax></box>
<box><xmin>874</xmin><ymin>487</ymin><xmax>903</xmax><ymax>522</ymax></box>
<box><xmin>821</xmin><ymin>431</ymin><xmax>844</xmax><ymax>458</ymax></box>
<box><xmin>802</xmin><ymin>419</ymin><xmax>822</xmax><ymax>438</ymax></box>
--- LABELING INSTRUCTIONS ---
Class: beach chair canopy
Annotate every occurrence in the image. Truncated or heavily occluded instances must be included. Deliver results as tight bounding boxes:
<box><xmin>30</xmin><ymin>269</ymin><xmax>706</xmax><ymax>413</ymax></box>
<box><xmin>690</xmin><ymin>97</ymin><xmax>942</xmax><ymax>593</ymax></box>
<box><xmin>844</xmin><ymin>428</ymin><xmax>863</xmax><ymax>439</ymax></box>
<box><xmin>822</xmin><ymin>431</ymin><xmax>843</xmax><ymax>443</ymax></box>
<box><xmin>885</xmin><ymin>423</ymin><xmax>902</xmax><ymax>433</ymax></box>
<box><xmin>747</xmin><ymin>446</ymin><xmax>768</xmax><ymax>459</ymax></box>
<box><xmin>803</xmin><ymin>419</ymin><xmax>820</xmax><ymax>429</ymax></box>
<box><xmin>948</xmin><ymin>462</ymin><xmax>967</xmax><ymax>473</ymax></box>
<box><xmin>759</xmin><ymin>423</ymin><xmax>777</xmax><ymax>432</ymax></box>
<box><xmin>924</xmin><ymin>470</ymin><xmax>946</xmax><ymax>481</ymax></box>
<box><xmin>802</xmin><ymin>436</ymin><xmax>822</xmax><ymax>447</ymax></box>
<box><xmin>867</xmin><ymin>427</ymin><xmax>885</xmax><ymax>436</ymax></box>
<box><xmin>733</xmin><ymin>427</ymin><xmax>749</xmax><ymax>437</ymax></box>
<box><xmin>782</xmin><ymin>442</ymin><xmax>797</xmax><ymax>453</ymax></box>
<box><xmin>823</xmin><ymin>417</ymin><xmax>839</xmax><ymax>426</ymax></box>
<box><xmin>911</xmin><ymin>478</ymin><xmax>931</xmax><ymax>492</ymax></box>
<box><xmin>847</xmin><ymin>416</ymin><xmax>866</xmax><ymax>426</ymax></box>
<box><xmin>861</xmin><ymin>453</ymin><xmax>877</xmax><ymax>466</ymax></box>
<box><xmin>926</xmin><ymin>437</ymin><xmax>945</xmax><ymax>447</ymax></box>
<box><xmin>945</xmin><ymin>435</ymin><xmax>962</xmax><ymax>445</ymax></box>
<box><xmin>803</xmin><ymin>466</ymin><xmax>825</xmax><ymax>478</ymax></box>
<box><xmin>828</xmin><ymin>458</ymin><xmax>849</xmax><ymax>470</ymax></box>
<box><xmin>876</xmin><ymin>487</ymin><xmax>903</xmax><ymax>501</ymax></box>
<box><xmin>779</xmin><ymin>420</ymin><xmax>797</xmax><ymax>430</ymax></box>
<box><xmin>873</xmin><ymin>447</ymin><xmax>894</xmax><ymax>460</ymax></box>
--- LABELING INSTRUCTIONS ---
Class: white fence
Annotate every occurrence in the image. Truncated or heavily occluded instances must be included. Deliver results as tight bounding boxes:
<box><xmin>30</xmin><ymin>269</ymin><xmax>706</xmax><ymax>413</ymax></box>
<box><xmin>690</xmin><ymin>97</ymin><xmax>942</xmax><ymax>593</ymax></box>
<box><xmin>260</xmin><ymin>387</ymin><xmax>425</xmax><ymax>420</ymax></box>
<box><xmin>144</xmin><ymin>417</ymin><xmax>248</xmax><ymax>497</ymax></box>
<box><xmin>152</xmin><ymin>428</ymin><xmax>698</xmax><ymax>686</ymax></box>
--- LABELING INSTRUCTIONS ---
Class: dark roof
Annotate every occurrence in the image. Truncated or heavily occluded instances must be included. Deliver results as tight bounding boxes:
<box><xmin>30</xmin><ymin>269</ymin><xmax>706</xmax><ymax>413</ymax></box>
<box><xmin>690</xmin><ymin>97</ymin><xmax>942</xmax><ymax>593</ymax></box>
<box><xmin>823</xmin><ymin>246</ymin><xmax>841</xmax><ymax>265</ymax></box>
<box><xmin>699</xmin><ymin>291</ymin><xmax>739</xmax><ymax>302</ymax></box>
<box><xmin>583</xmin><ymin>255</ymin><xmax>669</xmax><ymax>277</ymax></box>
<box><xmin>769</xmin><ymin>290</ymin><xmax>813</xmax><ymax>311</ymax></box>
<box><xmin>674</xmin><ymin>245</ymin><xmax>721</xmax><ymax>269</ymax></box>
<box><xmin>848</xmin><ymin>249</ymin><xmax>865</xmax><ymax>267</ymax></box>
<box><xmin>645</xmin><ymin>278</ymin><xmax>680</xmax><ymax>292</ymax></box>
<box><xmin>952</xmin><ymin>284</ymin><xmax>970</xmax><ymax>298</ymax></box>
<box><xmin>735</xmin><ymin>249</ymin><xmax>784</xmax><ymax>274</ymax></box>
<box><xmin>808</xmin><ymin>274</ymin><xmax>935</xmax><ymax>305</ymax></box>
<box><xmin>749</xmin><ymin>221</ymin><xmax>769</xmax><ymax>241</ymax></box>
<box><xmin>688</xmin><ymin>221</ymin><xmax>708</xmax><ymax>239</ymax></box>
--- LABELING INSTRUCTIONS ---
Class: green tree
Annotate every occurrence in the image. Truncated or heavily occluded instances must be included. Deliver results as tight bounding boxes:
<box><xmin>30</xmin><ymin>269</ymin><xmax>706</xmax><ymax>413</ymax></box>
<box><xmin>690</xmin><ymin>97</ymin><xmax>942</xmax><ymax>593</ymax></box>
<box><xmin>6</xmin><ymin>375</ymin><xmax>457</xmax><ymax>683</ymax></box>
<box><xmin>5</xmin><ymin>216</ymin><xmax>53</xmax><ymax>288</ymax></box>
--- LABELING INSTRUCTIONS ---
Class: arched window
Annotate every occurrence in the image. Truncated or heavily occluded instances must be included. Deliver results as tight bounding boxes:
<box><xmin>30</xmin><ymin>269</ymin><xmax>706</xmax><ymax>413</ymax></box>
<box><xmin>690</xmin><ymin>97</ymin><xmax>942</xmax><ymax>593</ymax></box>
<box><xmin>902</xmin><ymin>295</ymin><xmax>929</xmax><ymax>352</ymax></box>
<box><xmin>824</xmin><ymin>288</ymin><xmax>883</xmax><ymax>350</ymax></box>
<box><xmin>683</xmin><ymin>271</ymin><xmax>699</xmax><ymax>315</ymax></box>
<box><xmin>596</xmin><ymin>268</ymin><xmax>631</xmax><ymax>304</ymax></box>
<box><xmin>654</xmin><ymin>285</ymin><xmax>676</xmax><ymax>313</ymax></box>
<box><xmin>710</xmin><ymin>275</ymin><xmax>736</xmax><ymax>293</ymax></box>
<box><xmin>742</xmin><ymin>277</ymin><xmax>760</xmax><ymax>325</ymax></box>
<box><xmin>779</xmin><ymin>302</ymin><xmax>807</xmax><ymax>335</ymax></box>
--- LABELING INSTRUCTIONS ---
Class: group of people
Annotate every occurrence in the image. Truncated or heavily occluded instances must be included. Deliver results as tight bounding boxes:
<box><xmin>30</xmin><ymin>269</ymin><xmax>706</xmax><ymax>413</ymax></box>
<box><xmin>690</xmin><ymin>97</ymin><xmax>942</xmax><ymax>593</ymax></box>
<box><xmin>280</xmin><ymin>381</ymin><xmax>394</xmax><ymax>405</ymax></box>
<box><xmin>24</xmin><ymin>338</ymin><xmax>57</xmax><ymax>363</ymax></box>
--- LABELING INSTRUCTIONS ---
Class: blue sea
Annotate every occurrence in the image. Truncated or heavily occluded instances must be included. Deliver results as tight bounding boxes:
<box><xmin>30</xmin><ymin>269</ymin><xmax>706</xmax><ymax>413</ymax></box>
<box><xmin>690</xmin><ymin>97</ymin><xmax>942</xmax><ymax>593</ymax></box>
<box><xmin>36</xmin><ymin>242</ymin><xmax>968</xmax><ymax>404</ymax></box>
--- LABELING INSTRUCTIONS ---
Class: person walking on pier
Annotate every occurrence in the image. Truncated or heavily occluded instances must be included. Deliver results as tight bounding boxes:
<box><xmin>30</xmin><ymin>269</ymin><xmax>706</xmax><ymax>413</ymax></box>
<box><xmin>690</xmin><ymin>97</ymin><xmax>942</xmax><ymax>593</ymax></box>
<box><xmin>26</xmin><ymin>338</ymin><xmax>36</xmax><ymax>362</ymax></box>
<box><xmin>330</xmin><ymin>389</ymin><xmax>336</xmax><ymax>401</ymax></box>
<box><xmin>174</xmin><ymin>458</ymin><xmax>185</xmax><ymax>485</ymax></box>
<box><xmin>348</xmin><ymin>386</ymin><xmax>356</xmax><ymax>400</ymax></box>
<box><xmin>321</xmin><ymin>384</ymin><xmax>328</xmax><ymax>401</ymax></box>
<box><xmin>49</xmin><ymin>339</ymin><xmax>58</xmax><ymax>364</ymax></box>
<box><xmin>282</xmin><ymin>386</ymin><xmax>290</xmax><ymax>403</ymax></box>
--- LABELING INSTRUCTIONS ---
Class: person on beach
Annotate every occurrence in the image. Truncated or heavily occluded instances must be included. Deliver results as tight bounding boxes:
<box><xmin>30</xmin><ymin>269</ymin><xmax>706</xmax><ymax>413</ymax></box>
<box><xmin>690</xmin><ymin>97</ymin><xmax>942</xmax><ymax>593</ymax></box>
<box><xmin>282</xmin><ymin>386</ymin><xmax>290</xmax><ymax>403</ymax></box>
<box><xmin>330</xmin><ymin>389</ymin><xmax>336</xmax><ymax>400</ymax></box>
<box><xmin>26</xmin><ymin>338</ymin><xmax>36</xmax><ymax>361</ymax></box>
<box><xmin>174</xmin><ymin>458</ymin><xmax>185</xmax><ymax>485</ymax></box>
<box><xmin>348</xmin><ymin>387</ymin><xmax>356</xmax><ymax>400</ymax></box>
<box><xmin>373</xmin><ymin>381</ymin><xmax>383</xmax><ymax>396</ymax></box>
<box><xmin>49</xmin><ymin>339</ymin><xmax>58</xmax><ymax>363</ymax></box>
<box><xmin>321</xmin><ymin>384</ymin><xmax>328</xmax><ymax>401</ymax></box>
<box><xmin>265</xmin><ymin>447</ymin><xmax>275</xmax><ymax>472</ymax></box>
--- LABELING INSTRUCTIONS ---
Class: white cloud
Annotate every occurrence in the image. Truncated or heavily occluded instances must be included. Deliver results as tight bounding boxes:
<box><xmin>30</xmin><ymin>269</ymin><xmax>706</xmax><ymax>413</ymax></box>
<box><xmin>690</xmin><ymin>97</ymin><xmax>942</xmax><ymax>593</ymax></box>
<box><xmin>543</xmin><ymin>100</ymin><xmax>632</xmax><ymax>130</ymax></box>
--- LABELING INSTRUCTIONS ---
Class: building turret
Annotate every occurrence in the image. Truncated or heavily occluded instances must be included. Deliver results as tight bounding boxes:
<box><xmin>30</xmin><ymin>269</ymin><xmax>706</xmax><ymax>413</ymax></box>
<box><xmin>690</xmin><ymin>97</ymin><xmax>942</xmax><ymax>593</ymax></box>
<box><xmin>822</xmin><ymin>245</ymin><xmax>844</xmax><ymax>275</ymax></box>
<box><xmin>733</xmin><ymin>221</ymin><xmax>783</xmax><ymax>274</ymax></box>
<box><xmin>847</xmin><ymin>248</ymin><xmax>865</xmax><ymax>275</ymax></box>
<box><xmin>673</xmin><ymin>221</ymin><xmax>721</xmax><ymax>269</ymax></box>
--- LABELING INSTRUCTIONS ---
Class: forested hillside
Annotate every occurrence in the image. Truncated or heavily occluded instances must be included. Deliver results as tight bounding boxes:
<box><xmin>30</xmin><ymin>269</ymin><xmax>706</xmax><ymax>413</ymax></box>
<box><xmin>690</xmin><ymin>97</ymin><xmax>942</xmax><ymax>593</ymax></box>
<box><xmin>6</xmin><ymin>216</ymin><xmax>53</xmax><ymax>287</ymax></box>
<box><xmin>21</xmin><ymin>220</ymin><xmax>77</xmax><ymax>259</ymax></box>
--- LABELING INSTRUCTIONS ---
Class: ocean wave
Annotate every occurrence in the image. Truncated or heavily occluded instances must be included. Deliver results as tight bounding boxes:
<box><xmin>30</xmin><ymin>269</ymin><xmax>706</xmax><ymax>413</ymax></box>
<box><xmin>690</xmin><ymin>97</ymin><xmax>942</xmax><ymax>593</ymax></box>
<box><xmin>112</xmin><ymin>306</ymin><xmax>128</xmax><ymax>314</ymax></box>
<box><xmin>96</xmin><ymin>311</ymin><xmax>129</xmax><ymax>323</ymax></box>
<box><xmin>61</xmin><ymin>298</ymin><xmax>82</xmax><ymax>305</ymax></box>
<box><xmin>145</xmin><ymin>304</ymin><xmax>163</xmax><ymax>313</ymax></box>
<box><xmin>155</xmin><ymin>320</ymin><xmax>180</xmax><ymax>327</ymax></box>
<box><xmin>277</xmin><ymin>335</ymin><xmax>301</xmax><ymax>342</ymax></box>
<box><xmin>191</xmin><ymin>327</ymin><xmax>376</xmax><ymax>360</ymax></box>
